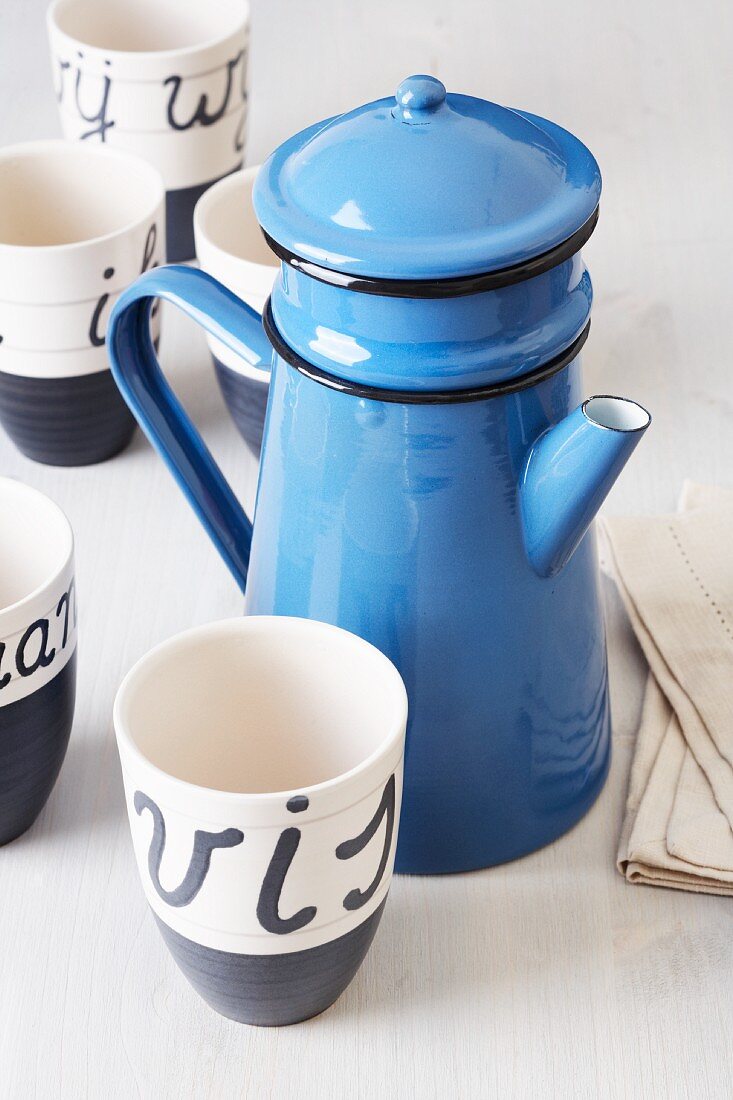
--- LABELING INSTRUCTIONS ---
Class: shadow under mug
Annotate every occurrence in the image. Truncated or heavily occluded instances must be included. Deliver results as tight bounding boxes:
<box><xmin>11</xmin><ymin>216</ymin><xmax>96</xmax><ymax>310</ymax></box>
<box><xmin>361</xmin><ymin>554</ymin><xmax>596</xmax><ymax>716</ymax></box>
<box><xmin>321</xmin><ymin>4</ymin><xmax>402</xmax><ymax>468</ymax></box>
<box><xmin>114</xmin><ymin>616</ymin><xmax>407</xmax><ymax>1026</ymax></box>
<box><xmin>0</xmin><ymin>477</ymin><xmax>77</xmax><ymax>844</ymax></box>
<box><xmin>47</xmin><ymin>0</ymin><xmax>249</xmax><ymax>262</ymax></box>
<box><xmin>193</xmin><ymin>166</ymin><xmax>278</xmax><ymax>456</ymax></box>
<box><xmin>0</xmin><ymin>141</ymin><xmax>164</xmax><ymax>466</ymax></box>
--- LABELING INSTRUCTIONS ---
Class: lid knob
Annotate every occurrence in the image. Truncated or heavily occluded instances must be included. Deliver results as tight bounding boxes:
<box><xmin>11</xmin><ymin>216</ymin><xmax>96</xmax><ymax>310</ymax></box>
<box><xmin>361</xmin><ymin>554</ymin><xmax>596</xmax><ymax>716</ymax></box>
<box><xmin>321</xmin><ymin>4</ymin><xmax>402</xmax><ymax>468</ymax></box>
<box><xmin>392</xmin><ymin>75</ymin><xmax>446</xmax><ymax>123</ymax></box>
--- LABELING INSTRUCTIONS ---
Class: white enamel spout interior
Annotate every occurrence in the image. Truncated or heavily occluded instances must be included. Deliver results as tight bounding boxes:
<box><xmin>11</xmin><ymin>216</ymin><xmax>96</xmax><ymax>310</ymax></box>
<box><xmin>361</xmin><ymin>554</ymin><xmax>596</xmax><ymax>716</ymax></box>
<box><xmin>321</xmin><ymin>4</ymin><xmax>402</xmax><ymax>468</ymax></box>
<box><xmin>583</xmin><ymin>396</ymin><xmax>652</xmax><ymax>433</ymax></box>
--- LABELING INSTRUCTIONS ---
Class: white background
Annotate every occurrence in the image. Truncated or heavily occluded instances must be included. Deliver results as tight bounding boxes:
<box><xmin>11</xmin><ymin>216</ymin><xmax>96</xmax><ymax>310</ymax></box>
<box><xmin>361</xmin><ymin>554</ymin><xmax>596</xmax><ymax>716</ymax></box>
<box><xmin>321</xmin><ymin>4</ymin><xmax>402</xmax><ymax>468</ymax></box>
<box><xmin>1</xmin><ymin>1</ymin><xmax>732</xmax><ymax>1097</ymax></box>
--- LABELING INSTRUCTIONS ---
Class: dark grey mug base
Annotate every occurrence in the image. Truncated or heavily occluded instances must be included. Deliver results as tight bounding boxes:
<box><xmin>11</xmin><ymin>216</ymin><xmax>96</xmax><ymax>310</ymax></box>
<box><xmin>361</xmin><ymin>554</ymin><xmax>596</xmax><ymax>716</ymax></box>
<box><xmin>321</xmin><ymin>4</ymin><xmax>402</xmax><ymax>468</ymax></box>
<box><xmin>212</xmin><ymin>355</ymin><xmax>269</xmax><ymax>457</ymax></box>
<box><xmin>166</xmin><ymin>165</ymin><xmax>243</xmax><ymax>262</ymax></box>
<box><xmin>0</xmin><ymin>652</ymin><xmax>76</xmax><ymax>846</ymax></box>
<box><xmin>155</xmin><ymin>897</ymin><xmax>386</xmax><ymax>1026</ymax></box>
<box><xmin>0</xmin><ymin>369</ymin><xmax>136</xmax><ymax>466</ymax></box>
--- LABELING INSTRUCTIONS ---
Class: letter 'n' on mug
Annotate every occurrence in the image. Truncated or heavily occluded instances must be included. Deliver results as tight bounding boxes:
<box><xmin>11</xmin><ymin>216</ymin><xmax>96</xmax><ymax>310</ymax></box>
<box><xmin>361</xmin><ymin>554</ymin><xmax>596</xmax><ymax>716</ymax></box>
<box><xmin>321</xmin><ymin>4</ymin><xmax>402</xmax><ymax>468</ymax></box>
<box><xmin>114</xmin><ymin>616</ymin><xmax>407</xmax><ymax>1026</ymax></box>
<box><xmin>0</xmin><ymin>478</ymin><xmax>76</xmax><ymax>844</ymax></box>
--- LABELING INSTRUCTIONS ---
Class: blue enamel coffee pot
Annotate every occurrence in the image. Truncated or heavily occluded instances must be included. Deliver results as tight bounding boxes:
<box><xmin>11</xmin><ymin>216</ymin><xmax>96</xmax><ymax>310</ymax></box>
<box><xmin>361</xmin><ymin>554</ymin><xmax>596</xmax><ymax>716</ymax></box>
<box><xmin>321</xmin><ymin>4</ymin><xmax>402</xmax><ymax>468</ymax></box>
<box><xmin>108</xmin><ymin>76</ymin><xmax>650</xmax><ymax>874</ymax></box>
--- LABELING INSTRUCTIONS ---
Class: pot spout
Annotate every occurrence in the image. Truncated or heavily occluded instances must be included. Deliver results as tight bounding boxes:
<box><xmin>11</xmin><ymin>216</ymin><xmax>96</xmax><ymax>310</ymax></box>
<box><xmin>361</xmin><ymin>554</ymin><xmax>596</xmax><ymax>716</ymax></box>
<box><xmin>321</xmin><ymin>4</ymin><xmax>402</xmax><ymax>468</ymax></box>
<box><xmin>520</xmin><ymin>395</ymin><xmax>651</xmax><ymax>578</ymax></box>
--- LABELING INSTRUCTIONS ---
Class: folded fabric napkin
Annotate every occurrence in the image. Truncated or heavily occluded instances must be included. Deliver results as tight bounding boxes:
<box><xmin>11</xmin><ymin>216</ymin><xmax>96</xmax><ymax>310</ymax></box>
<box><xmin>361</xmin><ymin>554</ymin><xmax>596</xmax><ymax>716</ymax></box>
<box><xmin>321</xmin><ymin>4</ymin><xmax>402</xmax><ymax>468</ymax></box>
<box><xmin>602</xmin><ymin>482</ymin><xmax>733</xmax><ymax>894</ymax></box>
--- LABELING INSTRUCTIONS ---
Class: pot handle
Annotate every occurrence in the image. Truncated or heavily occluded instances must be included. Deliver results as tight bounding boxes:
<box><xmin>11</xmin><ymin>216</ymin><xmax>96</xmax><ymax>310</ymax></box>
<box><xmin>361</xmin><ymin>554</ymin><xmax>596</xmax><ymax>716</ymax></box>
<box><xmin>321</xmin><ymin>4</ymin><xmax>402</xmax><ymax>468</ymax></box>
<box><xmin>107</xmin><ymin>265</ymin><xmax>273</xmax><ymax>594</ymax></box>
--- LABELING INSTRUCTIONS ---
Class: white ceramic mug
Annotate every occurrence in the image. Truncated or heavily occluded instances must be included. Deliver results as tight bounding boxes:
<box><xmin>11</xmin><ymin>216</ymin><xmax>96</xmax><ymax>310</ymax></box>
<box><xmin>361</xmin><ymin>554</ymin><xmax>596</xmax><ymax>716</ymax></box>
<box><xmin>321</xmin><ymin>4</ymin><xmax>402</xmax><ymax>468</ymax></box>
<box><xmin>114</xmin><ymin>616</ymin><xmax>407</xmax><ymax>1026</ymax></box>
<box><xmin>0</xmin><ymin>478</ymin><xmax>76</xmax><ymax>844</ymax></box>
<box><xmin>47</xmin><ymin>0</ymin><xmax>249</xmax><ymax>262</ymax></box>
<box><xmin>194</xmin><ymin>166</ymin><xmax>278</xmax><ymax>455</ymax></box>
<box><xmin>0</xmin><ymin>141</ymin><xmax>164</xmax><ymax>466</ymax></box>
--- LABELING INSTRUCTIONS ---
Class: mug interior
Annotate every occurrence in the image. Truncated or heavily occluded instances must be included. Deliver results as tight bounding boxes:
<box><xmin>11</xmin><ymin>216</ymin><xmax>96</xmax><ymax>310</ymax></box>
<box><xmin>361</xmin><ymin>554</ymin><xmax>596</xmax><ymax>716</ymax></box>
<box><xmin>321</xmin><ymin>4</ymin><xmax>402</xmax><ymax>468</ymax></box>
<box><xmin>197</xmin><ymin>170</ymin><xmax>278</xmax><ymax>268</ymax></box>
<box><xmin>0</xmin><ymin>144</ymin><xmax>162</xmax><ymax>248</ymax></box>
<box><xmin>117</xmin><ymin>618</ymin><xmax>405</xmax><ymax>794</ymax></box>
<box><xmin>51</xmin><ymin>0</ymin><xmax>246</xmax><ymax>53</ymax></box>
<box><xmin>0</xmin><ymin>480</ymin><xmax>73</xmax><ymax>612</ymax></box>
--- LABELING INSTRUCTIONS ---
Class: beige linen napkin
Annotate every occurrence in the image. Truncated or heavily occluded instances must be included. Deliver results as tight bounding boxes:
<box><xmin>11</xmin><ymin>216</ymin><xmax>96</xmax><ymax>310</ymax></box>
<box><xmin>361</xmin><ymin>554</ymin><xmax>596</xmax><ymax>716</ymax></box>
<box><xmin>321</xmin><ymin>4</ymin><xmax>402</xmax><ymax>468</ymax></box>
<box><xmin>603</xmin><ymin>482</ymin><xmax>733</xmax><ymax>894</ymax></box>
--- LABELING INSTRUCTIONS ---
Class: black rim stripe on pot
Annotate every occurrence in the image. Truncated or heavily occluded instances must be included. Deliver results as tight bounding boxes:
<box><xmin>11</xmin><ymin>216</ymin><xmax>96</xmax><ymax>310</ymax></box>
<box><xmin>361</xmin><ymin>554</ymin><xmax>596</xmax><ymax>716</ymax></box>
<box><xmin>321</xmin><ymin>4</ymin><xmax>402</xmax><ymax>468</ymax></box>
<box><xmin>261</xmin><ymin>206</ymin><xmax>599</xmax><ymax>300</ymax></box>
<box><xmin>263</xmin><ymin>300</ymin><xmax>591</xmax><ymax>405</ymax></box>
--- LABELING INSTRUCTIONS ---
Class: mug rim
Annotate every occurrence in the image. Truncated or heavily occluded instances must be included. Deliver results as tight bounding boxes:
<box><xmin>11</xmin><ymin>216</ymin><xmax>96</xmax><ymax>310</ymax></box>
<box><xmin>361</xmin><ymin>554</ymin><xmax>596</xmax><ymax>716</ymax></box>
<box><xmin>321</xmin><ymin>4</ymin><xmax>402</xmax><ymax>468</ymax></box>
<box><xmin>0</xmin><ymin>477</ymin><xmax>74</xmax><ymax>625</ymax></box>
<box><xmin>114</xmin><ymin>615</ymin><xmax>408</xmax><ymax>804</ymax></box>
<box><xmin>0</xmin><ymin>140</ymin><xmax>164</xmax><ymax>255</ymax></box>
<box><xmin>193</xmin><ymin>165</ymin><xmax>279</xmax><ymax>275</ymax></box>
<box><xmin>47</xmin><ymin>0</ymin><xmax>249</xmax><ymax>63</ymax></box>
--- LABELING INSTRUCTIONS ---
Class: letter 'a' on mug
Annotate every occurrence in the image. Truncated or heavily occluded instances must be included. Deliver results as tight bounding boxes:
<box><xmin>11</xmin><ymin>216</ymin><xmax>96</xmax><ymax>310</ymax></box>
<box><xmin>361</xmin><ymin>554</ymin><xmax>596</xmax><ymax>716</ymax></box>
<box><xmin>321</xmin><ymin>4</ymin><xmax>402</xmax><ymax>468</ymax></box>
<box><xmin>0</xmin><ymin>477</ymin><xmax>77</xmax><ymax>844</ymax></box>
<box><xmin>114</xmin><ymin>616</ymin><xmax>407</xmax><ymax>1026</ymax></box>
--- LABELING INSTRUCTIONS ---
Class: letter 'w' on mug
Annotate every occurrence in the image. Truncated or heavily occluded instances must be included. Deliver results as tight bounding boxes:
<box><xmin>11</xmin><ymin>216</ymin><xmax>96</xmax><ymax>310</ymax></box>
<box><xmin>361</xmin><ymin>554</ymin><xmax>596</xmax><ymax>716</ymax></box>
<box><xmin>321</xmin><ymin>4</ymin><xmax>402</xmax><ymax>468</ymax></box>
<box><xmin>47</xmin><ymin>0</ymin><xmax>249</xmax><ymax>262</ymax></box>
<box><xmin>0</xmin><ymin>141</ymin><xmax>164</xmax><ymax>466</ymax></box>
<box><xmin>0</xmin><ymin>478</ymin><xmax>76</xmax><ymax>845</ymax></box>
<box><xmin>114</xmin><ymin>616</ymin><xmax>407</xmax><ymax>1026</ymax></box>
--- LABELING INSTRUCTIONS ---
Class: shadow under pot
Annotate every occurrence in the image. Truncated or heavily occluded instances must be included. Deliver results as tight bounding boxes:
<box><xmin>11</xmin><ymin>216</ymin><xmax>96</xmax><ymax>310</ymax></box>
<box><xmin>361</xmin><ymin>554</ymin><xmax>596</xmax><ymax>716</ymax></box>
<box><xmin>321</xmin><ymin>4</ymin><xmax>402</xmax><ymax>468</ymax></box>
<box><xmin>0</xmin><ymin>141</ymin><xmax>164</xmax><ymax>466</ymax></box>
<box><xmin>194</xmin><ymin>167</ymin><xmax>277</xmax><ymax>456</ymax></box>
<box><xmin>0</xmin><ymin>478</ymin><xmax>77</xmax><ymax>844</ymax></box>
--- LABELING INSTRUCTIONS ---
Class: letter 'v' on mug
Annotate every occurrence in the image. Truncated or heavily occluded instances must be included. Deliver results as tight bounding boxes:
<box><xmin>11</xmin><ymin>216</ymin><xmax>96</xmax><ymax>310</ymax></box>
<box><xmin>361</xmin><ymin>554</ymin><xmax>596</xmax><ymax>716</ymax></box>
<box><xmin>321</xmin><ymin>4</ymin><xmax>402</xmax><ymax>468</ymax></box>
<box><xmin>47</xmin><ymin>0</ymin><xmax>249</xmax><ymax>262</ymax></box>
<box><xmin>114</xmin><ymin>616</ymin><xmax>407</xmax><ymax>1026</ymax></box>
<box><xmin>0</xmin><ymin>141</ymin><xmax>164</xmax><ymax>466</ymax></box>
<box><xmin>0</xmin><ymin>478</ymin><xmax>77</xmax><ymax>844</ymax></box>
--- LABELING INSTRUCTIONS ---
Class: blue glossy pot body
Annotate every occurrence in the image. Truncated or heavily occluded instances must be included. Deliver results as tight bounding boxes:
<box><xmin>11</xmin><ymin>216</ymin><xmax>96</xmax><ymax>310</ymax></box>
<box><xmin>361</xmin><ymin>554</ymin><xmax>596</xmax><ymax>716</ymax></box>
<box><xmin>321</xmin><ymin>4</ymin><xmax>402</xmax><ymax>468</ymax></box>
<box><xmin>107</xmin><ymin>78</ymin><xmax>651</xmax><ymax>874</ymax></box>
<box><xmin>244</xmin><ymin>343</ymin><xmax>610</xmax><ymax>871</ymax></box>
<box><xmin>107</xmin><ymin>244</ymin><xmax>652</xmax><ymax>874</ymax></box>
<box><xmin>272</xmin><ymin>255</ymin><xmax>592</xmax><ymax>391</ymax></box>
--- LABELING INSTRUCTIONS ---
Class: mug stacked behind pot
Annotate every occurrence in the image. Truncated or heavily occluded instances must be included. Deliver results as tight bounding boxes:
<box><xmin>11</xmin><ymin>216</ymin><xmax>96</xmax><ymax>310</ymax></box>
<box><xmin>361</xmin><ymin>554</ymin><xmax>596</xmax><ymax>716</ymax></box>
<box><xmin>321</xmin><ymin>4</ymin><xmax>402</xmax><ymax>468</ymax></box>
<box><xmin>47</xmin><ymin>0</ymin><xmax>249</xmax><ymax>262</ymax></box>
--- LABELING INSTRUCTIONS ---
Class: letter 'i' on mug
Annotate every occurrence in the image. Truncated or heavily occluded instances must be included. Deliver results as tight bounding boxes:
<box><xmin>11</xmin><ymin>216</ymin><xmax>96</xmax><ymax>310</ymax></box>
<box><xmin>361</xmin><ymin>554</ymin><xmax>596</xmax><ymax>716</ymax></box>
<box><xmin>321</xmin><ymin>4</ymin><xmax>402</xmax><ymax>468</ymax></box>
<box><xmin>193</xmin><ymin>166</ymin><xmax>278</xmax><ymax>456</ymax></box>
<box><xmin>47</xmin><ymin>0</ymin><xmax>249</xmax><ymax>262</ymax></box>
<box><xmin>0</xmin><ymin>141</ymin><xmax>164</xmax><ymax>466</ymax></box>
<box><xmin>0</xmin><ymin>478</ymin><xmax>76</xmax><ymax>845</ymax></box>
<box><xmin>114</xmin><ymin>617</ymin><xmax>407</xmax><ymax>1026</ymax></box>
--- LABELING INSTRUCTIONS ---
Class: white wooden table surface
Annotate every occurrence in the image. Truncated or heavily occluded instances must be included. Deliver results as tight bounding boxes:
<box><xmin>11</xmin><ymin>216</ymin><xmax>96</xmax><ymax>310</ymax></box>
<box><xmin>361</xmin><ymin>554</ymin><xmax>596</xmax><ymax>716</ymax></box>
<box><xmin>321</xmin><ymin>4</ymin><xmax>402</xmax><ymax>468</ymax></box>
<box><xmin>1</xmin><ymin>1</ymin><xmax>732</xmax><ymax>1097</ymax></box>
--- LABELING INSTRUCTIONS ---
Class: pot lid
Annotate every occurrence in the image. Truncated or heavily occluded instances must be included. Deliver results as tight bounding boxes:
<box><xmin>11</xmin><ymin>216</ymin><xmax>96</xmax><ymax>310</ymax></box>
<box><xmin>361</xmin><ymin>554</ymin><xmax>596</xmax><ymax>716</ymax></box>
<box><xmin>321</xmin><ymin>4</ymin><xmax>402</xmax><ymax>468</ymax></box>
<box><xmin>253</xmin><ymin>75</ymin><xmax>602</xmax><ymax>283</ymax></box>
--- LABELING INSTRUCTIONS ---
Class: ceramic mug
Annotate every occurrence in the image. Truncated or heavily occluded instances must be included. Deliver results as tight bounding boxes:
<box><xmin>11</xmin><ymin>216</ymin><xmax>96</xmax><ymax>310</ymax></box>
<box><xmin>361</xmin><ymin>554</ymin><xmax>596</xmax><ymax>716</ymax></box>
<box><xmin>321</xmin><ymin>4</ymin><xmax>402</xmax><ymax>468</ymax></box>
<box><xmin>0</xmin><ymin>478</ymin><xmax>76</xmax><ymax>844</ymax></box>
<box><xmin>0</xmin><ymin>141</ymin><xmax>164</xmax><ymax>466</ymax></box>
<box><xmin>193</xmin><ymin>166</ymin><xmax>278</xmax><ymax>455</ymax></box>
<box><xmin>114</xmin><ymin>616</ymin><xmax>407</xmax><ymax>1026</ymax></box>
<box><xmin>47</xmin><ymin>0</ymin><xmax>249</xmax><ymax>262</ymax></box>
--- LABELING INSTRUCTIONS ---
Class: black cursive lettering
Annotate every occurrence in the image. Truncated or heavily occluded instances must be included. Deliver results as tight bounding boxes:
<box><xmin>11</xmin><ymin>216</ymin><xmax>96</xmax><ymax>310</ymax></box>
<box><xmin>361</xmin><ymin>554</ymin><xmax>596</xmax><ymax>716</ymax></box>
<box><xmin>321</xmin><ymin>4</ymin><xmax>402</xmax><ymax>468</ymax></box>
<box><xmin>140</xmin><ymin>224</ymin><xmax>157</xmax><ymax>274</ymax></box>
<box><xmin>54</xmin><ymin>58</ymin><xmax>71</xmax><ymax>104</ymax></box>
<box><xmin>0</xmin><ymin>643</ymin><xmax>10</xmax><ymax>690</ymax></box>
<box><xmin>335</xmin><ymin>775</ymin><xmax>396</xmax><ymax>911</ymax></box>
<box><xmin>256</xmin><ymin>827</ymin><xmax>317</xmax><ymax>934</ymax></box>
<box><xmin>88</xmin><ymin>266</ymin><xmax>115</xmax><ymax>347</ymax></box>
<box><xmin>16</xmin><ymin>619</ymin><xmax>56</xmax><ymax>678</ymax></box>
<box><xmin>55</xmin><ymin>580</ymin><xmax>77</xmax><ymax>649</ymax></box>
<box><xmin>163</xmin><ymin>49</ymin><xmax>243</xmax><ymax>131</ymax></box>
<box><xmin>134</xmin><ymin>791</ymin><xmax>244</xmax><ymax>908</ymax></box>
<box><xmin>75</xmin><ymin>55</ymin><xmax>115</xmax><ymax>142</ymax></box>
<box><xmin>140</xmin><ymin>224</ymin><xmax>160</xmax><ymax>319</ymax></box>
<box><xmin>233</xmin><ymin>54</ymin><xmax>247</xmax><ymax>153</ymax></box>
